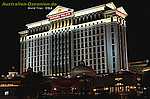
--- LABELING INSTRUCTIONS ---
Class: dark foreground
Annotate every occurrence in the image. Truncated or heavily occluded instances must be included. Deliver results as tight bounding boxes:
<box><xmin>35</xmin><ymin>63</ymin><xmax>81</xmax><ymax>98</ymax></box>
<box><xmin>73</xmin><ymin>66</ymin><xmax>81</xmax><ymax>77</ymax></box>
<box><xmin>0</xmin><ymin>95</ymin><xmax>149</xmax><ymax>99</ymax></box>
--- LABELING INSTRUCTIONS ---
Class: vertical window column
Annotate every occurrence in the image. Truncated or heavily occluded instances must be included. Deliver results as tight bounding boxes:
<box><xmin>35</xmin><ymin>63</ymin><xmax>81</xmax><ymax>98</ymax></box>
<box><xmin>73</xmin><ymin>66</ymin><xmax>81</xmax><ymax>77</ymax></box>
<box><xmin>60</xmin><ymin>20</ymin><xmax>62</xmax><ymax>28</ymax></box>
<box><xmin>64</xmin><ymin>20</ymin><xmax>66</xmax><ymax>27</ymax></box>
<box><xmin>53</xmin><ymin>22</ymin><xmax>56</xmax><ymax>29</ymax></box>
<box><xmin>57</xmin><ymin>21</ymin><xmax>60</xmax><ymax>28</ymax></box>
<box><xmin>66</xmin><ymin>19</ymin><xmax>69</xmax><ymax>26</ymax></box>
<box><xmin>70</xmin><ymin>18</ymin><xmax>73</xmax><ymax>25</ymax></box>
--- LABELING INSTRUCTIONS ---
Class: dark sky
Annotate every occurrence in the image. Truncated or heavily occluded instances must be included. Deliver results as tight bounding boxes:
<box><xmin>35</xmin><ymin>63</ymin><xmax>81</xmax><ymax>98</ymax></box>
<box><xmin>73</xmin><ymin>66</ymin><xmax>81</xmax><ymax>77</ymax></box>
<box><xmin>0</xmin><ymin>0</ymin><xmax>149</xmax><ymax>74</ymax></box>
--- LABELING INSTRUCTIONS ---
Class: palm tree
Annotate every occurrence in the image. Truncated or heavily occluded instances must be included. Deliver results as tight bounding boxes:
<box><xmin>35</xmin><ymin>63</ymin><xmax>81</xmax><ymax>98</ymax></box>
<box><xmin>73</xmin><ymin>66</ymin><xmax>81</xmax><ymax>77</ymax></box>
<box><xmin>19</xmin><ymin>67</ymin><xmax>51</xmax><ymax>99</ymax></box>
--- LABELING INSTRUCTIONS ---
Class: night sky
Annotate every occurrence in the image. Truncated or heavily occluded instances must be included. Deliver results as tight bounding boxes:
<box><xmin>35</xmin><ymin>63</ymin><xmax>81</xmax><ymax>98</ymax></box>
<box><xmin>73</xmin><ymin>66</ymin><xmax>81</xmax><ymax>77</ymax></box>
<box><xmin>0</xmin><ymin>0</ymin><xmax>149</xmax><ymax>74</ymax></box>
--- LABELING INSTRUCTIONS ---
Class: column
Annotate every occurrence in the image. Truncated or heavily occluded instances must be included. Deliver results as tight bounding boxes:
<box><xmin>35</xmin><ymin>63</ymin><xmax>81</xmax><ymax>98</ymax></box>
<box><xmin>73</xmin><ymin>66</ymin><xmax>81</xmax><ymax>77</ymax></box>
<box><xmin>70</xmin><ymin>18</ymin><xmax>73</xmax><ymax>25</ymax></box>
<box><xmin>60</xmin><ymin>20</ymin><xmax>62</xmax><ymax>28</ymax></box>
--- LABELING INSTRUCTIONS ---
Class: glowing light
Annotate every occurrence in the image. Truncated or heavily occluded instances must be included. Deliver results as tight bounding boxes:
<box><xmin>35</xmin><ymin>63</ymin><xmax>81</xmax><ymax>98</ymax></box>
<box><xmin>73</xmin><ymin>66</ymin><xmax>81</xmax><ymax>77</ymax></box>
<box><xmin>115</xmin><ymin>78</ymin><xmax>123</xmax><ymax>81</ymax></box>
<box><xmin>130</xmin><ymin>86</ymin><xmax>136</xmax><ymax>89</ymax></box>
<box><xmin>53</xmin><ymin>88</ymin><xmax>57</xmax><ymax>90</ymax></box>
<box><xmin>116</xmin><ymin>11</ymin><xmax>126</xmax><ymax>18</ymax></box>
<box><xmin>93</xmin><ymin>89</ymin><xmax>97</xmax><ymax>92</ymax></box>
<box><xmin>143</xmin><ymin>68</ymin><xmax>150</xmax><ymax>72</ymax></box>
<box><xmin>106</xmin><ymin>2</ymin><xmax>116</xmax><ymax>9</ymax></box>
<box><xmin>47</xmin><ymin>10</ymin><xmax>73</xmax><ymax>20</ymax></box>
<box><xmin>26</xmin><ymin>19</ymin><xmax>49</xmax><ymax>29</ymax></box>
<box><xmin>75</xmin><ymin>5</ymin><xmax>105</xmax><ymax>17</ymax></box>
<box><xmin>5</xmin><ymin>91</ymin><xmax>9</xmax><ymax>95</ymax></box>
<box><xmin>116</xmin><ymin>83</ymin><xmax>123</xmax><ymax>86</ymax></box>
<box><xmin>104</xmin><ymin>87</ymin><xmax>109</xmax><ymax>90</ymax></box>
<box><xmin>144</xmin><ymin>87</ymin><xmax>147</xmax><ymax>90</ymax></box>
<box><xmin>0</xmin><ymin>84</ymin><xmax>19</xmax><ymax>87</ymax></box>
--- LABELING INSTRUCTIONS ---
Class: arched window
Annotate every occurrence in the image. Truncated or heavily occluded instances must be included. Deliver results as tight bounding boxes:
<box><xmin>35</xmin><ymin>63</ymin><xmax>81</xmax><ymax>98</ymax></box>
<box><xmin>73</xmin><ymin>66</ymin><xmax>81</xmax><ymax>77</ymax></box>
<box><xmin>62</xmin><ymin>20</ymin><xmax>64</xmax><ymax>27</ymax></box>
<box><xmin>55</xmin><ymin>22</ymin><xmax>57</xmax><ymax>29</ymax></box>
<box><xmin>51</xmin><ymin>23</ymin><xmax>54</xmax><ymax>29</ymax></box>
<box><xmin>80</xmin><ymin>17</ymin><xmax>83</xmax><ymax>23</ymax></box>
<box><xmin>76</xmin><ymin>18</ymin><xmax>80</xmax><ymax>24</ymax></box>
<box><xmin>73</xmin><ymin>18</ymin><xmax>76</xmax><ymax>25</ymax></box>
<box><xmin>65</xmin><ymin>20</ymin><xmax>68</xmax><ymax>26</ymax></box>
<box><xmin>68</xmin><ymin>19</ymin><xmax>71</xmax><ymax>26</ymax></box>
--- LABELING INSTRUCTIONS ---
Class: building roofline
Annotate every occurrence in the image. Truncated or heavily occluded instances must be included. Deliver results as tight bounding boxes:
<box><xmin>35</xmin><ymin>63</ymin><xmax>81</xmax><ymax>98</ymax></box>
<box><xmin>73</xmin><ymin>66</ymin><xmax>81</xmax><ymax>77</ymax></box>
<box><xmin>18</xmin><ymin>30</ymin><xmax>28</xmax><ymax>35</ymax></box>
<box><xmin>26</xmin><ymin>19</ymin><xmax>49</xmax><ymax>29</ymax></box>
<box><xmin>24</xmin><ymin>2</ymin><xmax>127</xmax><ymax>29</ymax></box>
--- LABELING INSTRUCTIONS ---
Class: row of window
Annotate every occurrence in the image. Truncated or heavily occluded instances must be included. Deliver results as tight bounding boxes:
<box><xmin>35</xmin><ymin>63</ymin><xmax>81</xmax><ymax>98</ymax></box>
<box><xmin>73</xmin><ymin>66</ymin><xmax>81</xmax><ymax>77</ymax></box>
<box><xmin>74</xmin><ymin>41</ymin><xmax>104</xmax><ymax>49</ymax></box>
<box><xmin>51</xmin><ymin>18</ymin><xmax>72</xmax><ymax>30</ymax></box>
<box><xmin>26</xmin><ymin>14</ymin><xmax>116</xmax><ymax>38</ymax></box>
<box><xmin>28</xmin><ymin>24</ymin><xmax>50</xmax><ymax>35</ymax></box>
<box><xmin>51</xmin><ymin>64</ymin><xmax>71</xmax><ymax>75</ymax></box>
<box><xmin>74</xmin><ymin>57</ymin><xmax>105</xmax><ymax>65</ymax></box>
<box><xmin>28</xmin><ymin>50</ymin><xmax>49</xmax><ymax>57</ymax></box>
<box><xmin>74</xmin><ymin>45</ymin><xmax>104</xmax><ymax>55</ymax></box>
<box><xmin>32</xmin><ymin>67</ymin><xmax>49</xmax><ymax>75</ymax></box>
<box><xmin>28</xmin><ymin>37</ymin><xmax>49</xmax><ymax>47</ymax></box>
<box><xmin>73</xmin><ymin>26</ymin><xmax>104</xmax><ymax>38</ymax></box>
<box><xmin>28</xmin><ymin>59</ymin><xmax>48</xmax><ymax>66</ymax></box>
<box><xmin>74</xmin><ymin>52</ymin><xmax>105</xmax><ymax>60</ymax></box>
<box><xmin>73</xmin><ymin>12</ymin><xmax>104</xmax><ymax>25</ymax></box>
<box><xmin>50</xmin><ymin>12</ymin><xmax>104</xmax><ymax>30</ymax></box>
<box><xmin>28</xmin><ymin>45</ymin><xmax>49</xmax><ymax>51</ymax></box>
<box><xmin>27</xmin><ymin>23</ymin><xmax>115</xmax><ymax>48</ymax></box>
<box><xmin>74</xmin><ymin>59</ymin><xmax>106</xmax><ymax>72</ymax></box>
<box><xmin>28</xmin><ymin>54</ymin><xmax>48</xmax><ymax>61</ymax></box>
<box><xmin>74</xmin><ymin>34</ymin><xmax>104</xmax><ymax>44</ymax></box>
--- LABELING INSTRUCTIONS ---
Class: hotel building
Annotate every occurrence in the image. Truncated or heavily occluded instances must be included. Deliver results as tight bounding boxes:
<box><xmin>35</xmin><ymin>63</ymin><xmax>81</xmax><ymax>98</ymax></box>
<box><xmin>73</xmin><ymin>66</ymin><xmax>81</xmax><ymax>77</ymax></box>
<box><xmin>19</xmin><ymin>2</ymin><xmax>128</xmax><ymax>76</ymax></box>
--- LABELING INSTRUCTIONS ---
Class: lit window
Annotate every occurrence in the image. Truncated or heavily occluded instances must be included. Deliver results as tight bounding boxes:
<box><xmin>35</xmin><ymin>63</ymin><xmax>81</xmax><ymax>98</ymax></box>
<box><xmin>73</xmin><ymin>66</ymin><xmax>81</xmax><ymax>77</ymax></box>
<box><xmin>5</xmin><ymin>91</ymin><xmax>9</xmax><ymax>96</ymax></box>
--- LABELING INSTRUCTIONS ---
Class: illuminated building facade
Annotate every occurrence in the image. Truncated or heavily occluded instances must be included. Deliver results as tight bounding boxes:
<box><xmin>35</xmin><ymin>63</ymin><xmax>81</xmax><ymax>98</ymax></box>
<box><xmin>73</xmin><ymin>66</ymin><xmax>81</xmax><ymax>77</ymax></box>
<box><xmin>129</xmin><ymin>59</ymin><xmax>149</xmax><ymax>74</ymax></box>
<box><xmin>19</xmin><ymin>2</ymin><xmax>128</xmax><ymax>76</ymax></box>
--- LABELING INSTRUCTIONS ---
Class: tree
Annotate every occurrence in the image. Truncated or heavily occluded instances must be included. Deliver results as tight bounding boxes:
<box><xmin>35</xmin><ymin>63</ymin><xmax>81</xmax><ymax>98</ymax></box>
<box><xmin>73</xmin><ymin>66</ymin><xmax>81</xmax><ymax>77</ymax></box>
<box><xmin>17</xmin><ymin>69</ymin><xmax>50</xmax><ymax>99</ymax></box>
